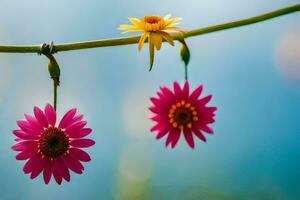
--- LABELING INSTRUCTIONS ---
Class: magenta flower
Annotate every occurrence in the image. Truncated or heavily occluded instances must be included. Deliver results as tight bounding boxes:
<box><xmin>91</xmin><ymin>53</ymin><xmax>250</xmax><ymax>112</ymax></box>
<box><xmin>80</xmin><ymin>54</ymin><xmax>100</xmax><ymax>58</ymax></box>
<box><xmin>149</xmin><ymin>81</ymin><xmax>217</xmax><ymax>148</ymax></box>
<box><xmin>12</xmin><ymin>104</ymin><xmax>95</xmax><ymax>185</ymax></box>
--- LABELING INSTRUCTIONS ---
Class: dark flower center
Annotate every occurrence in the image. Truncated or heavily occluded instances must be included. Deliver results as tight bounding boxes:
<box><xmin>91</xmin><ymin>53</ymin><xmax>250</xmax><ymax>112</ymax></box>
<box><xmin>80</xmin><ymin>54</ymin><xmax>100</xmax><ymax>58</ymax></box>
<box><xmin>38</xmin><ymin>127</ymin><xmax>69</xmax><ymax>158</ymax></box>
<box><xmin>168</xmin><ymin>101</ymin><xmax>198</xmax><ymax>130</ymax></box>
<box><xmin>174</xmin><ymin>108</ymin><xmax>192</xmax><ymax>124</ymax></box>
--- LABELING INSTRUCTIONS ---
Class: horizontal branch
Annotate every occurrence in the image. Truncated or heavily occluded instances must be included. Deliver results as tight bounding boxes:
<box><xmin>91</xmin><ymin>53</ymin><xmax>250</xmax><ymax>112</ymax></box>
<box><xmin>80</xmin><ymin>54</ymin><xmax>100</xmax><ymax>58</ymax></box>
<box><xmin>0</xmin><ymin>4</ymin><xmax>299</xmax><ymax>53</ymax></box>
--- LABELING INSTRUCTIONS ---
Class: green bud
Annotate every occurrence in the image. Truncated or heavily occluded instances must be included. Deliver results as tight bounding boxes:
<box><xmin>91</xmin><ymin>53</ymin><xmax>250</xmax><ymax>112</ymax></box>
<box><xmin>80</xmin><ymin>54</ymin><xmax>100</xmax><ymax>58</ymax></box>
<box><xmin>48</xmin><ymin>57</ymin><xmax>60</xmax><ymax>85</ymax></box>
<box><xmin>179</xmin><ymin>41</ymin><xmax>190</xmax><ymax>67</ymax></box>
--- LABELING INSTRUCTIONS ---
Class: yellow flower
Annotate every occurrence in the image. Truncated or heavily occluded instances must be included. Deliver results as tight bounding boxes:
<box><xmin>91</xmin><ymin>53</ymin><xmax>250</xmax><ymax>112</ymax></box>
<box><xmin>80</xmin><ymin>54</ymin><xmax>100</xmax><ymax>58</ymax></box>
<box><xmin>119</xmin><ymin>14</ymin><xmax>183</xmax><ymax>70</ymax></box>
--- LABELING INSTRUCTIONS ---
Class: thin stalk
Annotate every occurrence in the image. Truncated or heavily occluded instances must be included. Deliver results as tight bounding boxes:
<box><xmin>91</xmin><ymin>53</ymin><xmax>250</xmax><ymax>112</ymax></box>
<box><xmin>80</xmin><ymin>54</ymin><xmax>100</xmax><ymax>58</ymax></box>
<box><xmin>0</xmin><ymin>4</ymin><xmax>299</xmax><ymax>53</ymax></box>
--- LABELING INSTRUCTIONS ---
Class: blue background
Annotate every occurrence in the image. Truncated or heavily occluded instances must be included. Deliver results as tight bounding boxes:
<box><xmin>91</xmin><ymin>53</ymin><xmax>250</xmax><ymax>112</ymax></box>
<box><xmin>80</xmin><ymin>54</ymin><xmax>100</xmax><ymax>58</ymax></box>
<box><xmin>0</xmin><ymin>0</ymin><xmax>299</xmax><ymax>199</ymax></box>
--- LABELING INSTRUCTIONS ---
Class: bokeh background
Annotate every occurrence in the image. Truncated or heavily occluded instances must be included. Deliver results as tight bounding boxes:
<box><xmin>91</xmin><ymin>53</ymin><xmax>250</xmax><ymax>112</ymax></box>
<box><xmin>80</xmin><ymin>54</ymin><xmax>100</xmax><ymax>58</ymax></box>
<box><xmin>0</xmin><ymin>0</ymin><xmax>300</xmax><ymax>199</ymax></box>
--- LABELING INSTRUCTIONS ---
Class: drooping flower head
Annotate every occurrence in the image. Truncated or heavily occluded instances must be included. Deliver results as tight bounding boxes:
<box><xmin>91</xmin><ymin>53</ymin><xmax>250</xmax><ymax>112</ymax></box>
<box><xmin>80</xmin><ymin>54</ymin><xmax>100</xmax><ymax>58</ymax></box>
<box><xmin>12</xmin><ymin>104</ymin><xmax>95</xmax><ymax>185</ymax></box>
<box><xmin>119</xmin><ymin>14</ymin><xmax>183</xmax><ymax>70</ymax></box>
<box><xmin>149</xmin><ymin>81</ymin><xmax>217</xmax><ymax>148</ymax></box>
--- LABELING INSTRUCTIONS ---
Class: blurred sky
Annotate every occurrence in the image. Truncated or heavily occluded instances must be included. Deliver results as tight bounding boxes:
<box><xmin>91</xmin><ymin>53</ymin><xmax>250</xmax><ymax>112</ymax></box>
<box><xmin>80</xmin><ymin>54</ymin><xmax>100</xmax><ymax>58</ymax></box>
<box><xmin>0</xmin><ymin>0</ymin><xmax>300</xmax><ymax>200</ymax></box>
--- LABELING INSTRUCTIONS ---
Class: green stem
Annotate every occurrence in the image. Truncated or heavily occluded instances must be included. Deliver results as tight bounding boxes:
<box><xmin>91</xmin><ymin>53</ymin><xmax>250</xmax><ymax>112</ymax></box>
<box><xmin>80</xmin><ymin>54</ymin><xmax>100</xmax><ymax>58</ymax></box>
<box><xmin>184</xmin><ymin>65</ymin><xmax>188</xmax><ymax>81</ymax></box>
<box><xmin>53</xmin><ymin>80</ymin><xmax>58</xmax><ymax>111</ymax></box>
<box><xmin>0</xmin><ymin>4</ymin><xmax>299</xmax><ymax>53</ymax></box>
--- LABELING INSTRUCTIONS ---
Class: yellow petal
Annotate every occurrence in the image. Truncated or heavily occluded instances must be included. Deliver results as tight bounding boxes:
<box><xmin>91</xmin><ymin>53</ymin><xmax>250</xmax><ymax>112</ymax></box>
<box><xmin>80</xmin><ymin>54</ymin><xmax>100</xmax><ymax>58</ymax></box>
<box><xmin>164</xmin><ymin>26</ymin><xmax>186</xmax><ymax>33</ymax></box>
<box><xmin>165</xmin><ymin>17</ymin><xmax>182</xmax><ymax>26</ymax></box>
<box><xmin>151</xmin><ymin>32</ymin><xmax>162</xmax><ymax>50</ymax></box>
<box><xmin>138</xmin><ymin>32</ymin><xmax>148</xmax><ymax>51</ymax></box>
<box><xmin>164</xmin><ymin>14</ymin><xmax>172</xmax><ymax>20</ymax></box>
<box><xmin>118</xmin><ymin>24</ymin><xmax>138</xmax><ymax>30</ymax></box>
<box><xmin>128</xmin><ymin>17</ymin><xmax>141</xmax><ymax>26</ymax></box>
<box><xmin>157</xmin><ymin>31</ymin><xmax>174</xmax><ymax>46</ymax></box>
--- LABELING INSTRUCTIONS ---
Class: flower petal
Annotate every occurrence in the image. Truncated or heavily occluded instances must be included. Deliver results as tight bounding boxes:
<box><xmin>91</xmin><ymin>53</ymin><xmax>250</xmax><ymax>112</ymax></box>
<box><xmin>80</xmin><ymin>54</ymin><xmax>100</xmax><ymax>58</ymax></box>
<box><xmin>70</xmin><ymin>139</ymin><xmax>95</xmax><ymax>148</ymax></box>
<box><xmin>23</xmin><ymin>154</ymin><xmax>40</xmax><ymax>174</ymax></box>
<box><xmin>157</xmin><ymin>31</ymin><xmax>174</xmax><ymax>46</ymax></box>
<box><xmin>58</xmin><ymin>108</ymin><xmax>77</xmax><ymax>129</ymax></box>
<box><xmin>11</xmin><ymin>141</ymin><xmax>37</xmax><ymax>151</ymax></box>
<box><xmin>12</xmin><ymin>130</ymin><xmax>39</xmax><ymax>140</ymax></box>
<box><xmin>16</xmin><ymin>149</ymin><xmax>36</xmax><ymax>160</ymax></box>
<box><xmin>24</xmin><ymin>114</ymin><xmax>43</xmax><ymax>131</ymax></box>
<box><xmin>171</xmin><ymin>130</ymin><xmax>181</xmax><ymax>148</ymax></box>
<box><xmin>63</xmin><ymin>154</ymin><xmax>83</xmax><ymax>174</ymax></box>
<box><xmin>189</xmin><ymin>85</ymin><xmax>203</xmax><ymax>101</ymax></box>
<box><xmin>44</xmin><ymin>104</ymin><xmax>56</xmax><ymax>126</ymax></box>
<box><xmin>65</xmin><ymin>121</ymin><xmax>87</xmax><ymax>133</ymax></box>
<box><xmin>52</xmin><ymin>167</ymin><xmax>63</xmax><ymax>185</ymax></box>
<box><xmin>43</xmin><ymin>159</ymin><xmax>52</xmax><ymax>184</ymax></box>
<box><xmin>192</xmin><ymin>128</ymin><xmax>206</xmax><ymax>142</ymax></box>
<box><xmin>138</xmin><ymin>32</ymin><xmax>148</xmax><ymax>51</ymax></box>
<box><xmin>182</xmin><ymin>81</ymin><xmax>190</xmax><ymax>98</ymax></box>
<box><xmin>151</xmin><ymin>32</ymin><xmax>162</xmax><ymax>50</ymax></box>
<box><xmin>34</xmin><ymin>106</ymin><xmax>49</xmax><ymax>127</ymax></box>
<box><xmin>54</xmin><ymin>157</ymin><xmax>70</xmax><ymax>182</ymax></box>
<box><xmin>183</xmin><ymin>129</ymin><xmax>195</xmax><ymax>149</ymax></box>
<box><xmin>17</xmin><ymin>120</ymin><xmax>40</xmax><ymax>135</ymax></box>
<box><xmin>69</xmin><ymin>148</ymin><xmax>91</xmax><ymax>162</ymax></box>
<box><xmin>67</xmin><ymin>128</ymin><xmax>92</xmax><ymax>138</ymax></box>
<box><xmin>30</xmin><ymin>158</ymin><xmax>45</xmax><ymax>179</ymax></box>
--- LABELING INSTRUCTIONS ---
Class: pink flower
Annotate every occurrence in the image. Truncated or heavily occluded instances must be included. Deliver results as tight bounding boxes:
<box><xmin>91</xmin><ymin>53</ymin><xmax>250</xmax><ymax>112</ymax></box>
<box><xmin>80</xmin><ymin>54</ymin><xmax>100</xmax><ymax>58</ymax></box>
<box><xmin>12</xmin><ymin>104</ymin><xmax>95</xmax><ymax>185</ymax></box>
<box><xmin>149</xmin><ymin>81</ymin><xmax>217</xmax><ymax>148</ymax></box>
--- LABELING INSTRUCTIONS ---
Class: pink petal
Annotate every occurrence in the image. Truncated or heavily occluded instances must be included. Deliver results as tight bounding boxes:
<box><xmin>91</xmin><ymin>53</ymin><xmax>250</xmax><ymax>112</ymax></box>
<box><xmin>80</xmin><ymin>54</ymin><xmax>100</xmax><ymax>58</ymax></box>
<box><xmin>12</xmin><ymin>130</ymin><xmax>39</xmax><ymax>140</ymax></box>
<box><xmin>24</xmin><ymin>114</ymin><xmax>43</xmax><ymax>132</ymax></box>
<box><xmin>70</xmin><ymin>139</ymin><xmax>95</xmax><ymax>148</ymax></box>
<box><xmin>54</xmin><ymin>157</ymin><xmax>70</xmax><ymax>182</ymax></box>
<box><xmin>43</xmin><ymin>159</ymin><xmax>52</xmax><ymax>184</ymax></box>
<box><xmin>33</xmin><ymin>106</ymin><xmax>49</xmax><ymax>127</ymax></box>
<box><xmin>67</xmin><ymin>128</ymin><xmax>92</xmax><ymax>138</ymax></box>
<box><xmin>11</xmin><ymin>141</ymin><xmax>37</xmax><ymax>151</ymax></box>
<box><xmin>17</xmin><ymin>120</ymin><xmax>40</xmax><ymax>135</ymax></box>
<box><xmin>16</xmin><ymin>149</ymin><xmax>36</xmax><ymax>160</ymax></box>
<box><xmin>44</xmin><ymin>104</ymin><xmax>56</xmax><ymax>126</ymax></box>
<box><xmin>58</xmin><ymin>108</ymin><xmax>77</xmax><ymax>129</ymax></box>
<box><xmin>52</xmin><ymin>167</ymin><xmax>62</xmax><ymax>185</ymax></box>
<box><xmin>166</xmin><ymin>129</ymin><xmax>180</xmax><ymax>148</ymax></box>
<box><xmin>197</xmin><ymin>124</ymin><xmax>214</xmax><ymax>134</ymax></box>
<box><xmin>189</xmin><ymin>85</ymin><xmax>203</xmax><ymax>101</ymax></box>
<box><xmin>69</xmin><ymin>148</ymin><xmax>91</xmax><ymax>162</ymax></box>
<box><xmin>156</xmin><ymin>126</ymin><xmax>170</xmax><ymax>139</ymax></box>
<box><xmin>30</xmin><ymin>158</ymin><xmax>45</xmax><ymax>179</ymax></box>
<box><xmin>63</xmin><ymin>154</ymin><xmax>83</xmax><ymax>174</ymax></box>
<box><xmin>23</xmin><ymin>154</ymin><xmax>40</xmax><ymax>174</ymax></box>
<box><xmin>171</xmin><ymin>130</ymin><xmax>181</xmax><ymax>148</ymax></box>
<box><xmin>68</xmin><ymin>114</ymin><xmax>84</xmax><ymax>126</ymax></box>
<box><xmin>173</xmin><ymin>81</ymin><xmax>183</xmax><ymax>99</ymax></box>
<box><xmin>198</xmin><ymin>95</ymin><xmax>212</xmax><ymax>105</ymax></box>
<box><xmin>183</xmin><ymin>129</ymin><xmax>195</xmax><ymax>149</ymax></box>
<box><xmin>192</xmin><ymin>128</ymin><xmax>206</xmax><ymax>142</ymax></box>
<box><xmin>150</xmin><ymin>123</ymin><xmax>168</xmax><ymax>132</ymax></box>
<box><xmin>149</xmin><ymin>106</ymin><xmax>163</xmax><ymax>114</ymax></box>
<box><xmin>160</xmin><ymin>86</ymin><xmax>175</xmax><ymax>102</ymax></box>
<box><xmin>182</xmin><ymin>81</ymin><xmax>190</xmax><ymax>98</ymax></box>
<box><xmin>65</xmin><ymin>121</ymin><xmax>87</xmax><ymax>133</ymax></box>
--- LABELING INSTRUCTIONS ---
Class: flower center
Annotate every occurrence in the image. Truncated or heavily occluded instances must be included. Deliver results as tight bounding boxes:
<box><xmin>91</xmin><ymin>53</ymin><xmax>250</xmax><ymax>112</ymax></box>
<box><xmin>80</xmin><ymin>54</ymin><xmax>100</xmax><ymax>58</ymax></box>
<box><xmin>168</xmin><ymin>100</ymin><xmax>198</xmax><ymax>130</ymax></box>
<box><xmin>38</xmin><ymin>127</ymin><xmax>69</xmax><ymax>158</ymax></box>
<box><xmin>143</xmin><ymin>16</ymin><xmax>162</xmax><ymax>24</ymax></box>
<box><xmin>142</xmin><ymin>16</ymin><xmax>165</xmax><ymax>31</ymax></box>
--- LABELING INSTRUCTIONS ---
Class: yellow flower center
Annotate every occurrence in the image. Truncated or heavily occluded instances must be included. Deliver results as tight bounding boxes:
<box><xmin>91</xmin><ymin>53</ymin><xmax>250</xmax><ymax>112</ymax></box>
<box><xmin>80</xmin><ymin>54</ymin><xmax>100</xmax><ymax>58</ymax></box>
<box><xmin>168</xmin><ymin>100</ymin><xmax>198</xmax><ymax>130</ymax></box>
<box><xmin>38</xmin><ymin>127</ymin><xmax>69</xmax><ymax>159</ymax></box>
<box><xmin>142</xmin><ymin>15</ymin><xmax>166</xmax><ymax>31</ymax></box>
